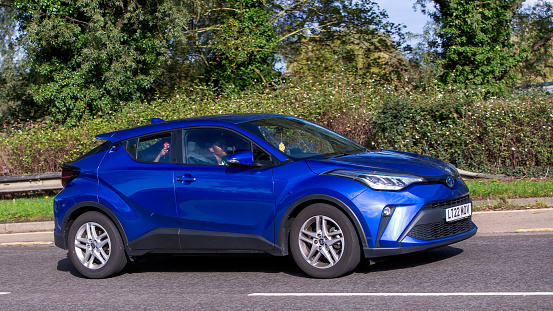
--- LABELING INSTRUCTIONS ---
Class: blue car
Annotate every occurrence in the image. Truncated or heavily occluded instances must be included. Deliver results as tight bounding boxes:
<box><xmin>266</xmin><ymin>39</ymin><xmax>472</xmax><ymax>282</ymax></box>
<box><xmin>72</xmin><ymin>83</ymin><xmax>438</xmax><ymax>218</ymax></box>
<box><xmin>54</xmin><ymin>113</ymin><xmax>476</xmax><ymax>278</ymax></box>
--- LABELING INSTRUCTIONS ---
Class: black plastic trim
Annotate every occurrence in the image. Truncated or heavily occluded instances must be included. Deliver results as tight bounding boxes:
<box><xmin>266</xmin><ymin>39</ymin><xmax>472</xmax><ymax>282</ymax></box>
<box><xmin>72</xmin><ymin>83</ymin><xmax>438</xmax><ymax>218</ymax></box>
<box><xmin>363</xmin><ymin>225</ymin><xmax>477</xmax><ymax>258</ymax></box>
<box><xmin>58</xmin><ymin>201</ymin><xmax>129</xmax><ymax>251</ymax></box>
<box><xmin>398</xmin><ymin>195</ymin><xmax>473</xmax><ymax>245</ymax></box>
<box><xmin>127</xmin><ymin>228</ymin><xmax>181</xmax><ymax>252</ymax></box>
<box><xmin>125</xmin><ymin>228</ymin><xmax>281</xmax><ymax>256</ymax></box>
<box><xmin>179</xmin><ymin>229</ymin><xmax>276</xmax><ymax>253</ymax></box>
<box><xmin>278</xmin><ymin>194</ymin><xmax>369</xmax><ymax>256</ymax></box>
<box><xmin>375</xmin><ymin>206</ymin><xmax>396</xmax><ymax>248</ymax></box>
<box><xmin>54</xmin><ymin>232</ymin><xmax>65</xmax><ymax>249</ymax></box>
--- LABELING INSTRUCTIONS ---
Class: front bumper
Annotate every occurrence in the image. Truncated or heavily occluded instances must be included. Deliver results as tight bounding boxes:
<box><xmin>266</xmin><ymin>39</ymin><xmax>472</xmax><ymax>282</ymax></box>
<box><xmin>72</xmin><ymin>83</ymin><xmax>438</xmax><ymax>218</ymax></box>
<box><xmin>357</xmin><ymin>189</ymin><xmax>477</xmax><ymax>258</ymax></box>
<box><xmin>54</xmin><ymin>232</ymin><xmax>66</xmax><ymax>249</ymax></box>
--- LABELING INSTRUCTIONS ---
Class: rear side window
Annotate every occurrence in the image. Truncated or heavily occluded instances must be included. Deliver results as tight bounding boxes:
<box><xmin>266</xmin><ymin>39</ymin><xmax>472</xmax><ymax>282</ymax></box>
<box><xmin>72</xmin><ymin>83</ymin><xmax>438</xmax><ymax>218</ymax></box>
<box><xmin>73</xmin><ymin>141</ymin><xmax>111</xmax><ymax>162</ymax></box>
<box><xmin>124</xmin><ymin>133</ymin><xmax>172</xmax><ymax>163</ymax></box>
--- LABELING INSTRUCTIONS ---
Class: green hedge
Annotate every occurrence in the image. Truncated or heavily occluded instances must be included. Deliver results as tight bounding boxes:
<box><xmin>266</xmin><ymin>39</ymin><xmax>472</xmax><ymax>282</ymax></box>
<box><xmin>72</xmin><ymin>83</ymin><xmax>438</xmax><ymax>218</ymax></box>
<box><xmin>372</xmin><ymin>91</ymin><xmax>553</xmax><ymax>176</ymax></box>
<box><xmin>1</xmin><ymin>77</ymin><xmax>552</xmax><ymax>177</ymax></box>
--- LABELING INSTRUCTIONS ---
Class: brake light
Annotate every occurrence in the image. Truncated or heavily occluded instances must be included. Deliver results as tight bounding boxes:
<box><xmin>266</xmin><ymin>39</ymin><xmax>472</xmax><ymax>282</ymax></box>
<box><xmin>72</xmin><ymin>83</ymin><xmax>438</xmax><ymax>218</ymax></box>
<box><xmin>61</xmin><ymin>166</ymin><xmax>80</xmax><ymax>187</ymax></box>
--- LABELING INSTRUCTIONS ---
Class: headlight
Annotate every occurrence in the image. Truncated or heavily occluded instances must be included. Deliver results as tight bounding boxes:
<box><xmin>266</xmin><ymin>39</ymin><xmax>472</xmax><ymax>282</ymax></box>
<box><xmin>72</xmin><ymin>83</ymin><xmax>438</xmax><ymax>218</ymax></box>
<box><xmin>324</xmin><ymin>170</ymin><xmax>425</xmax><ymax>191</ymax></box>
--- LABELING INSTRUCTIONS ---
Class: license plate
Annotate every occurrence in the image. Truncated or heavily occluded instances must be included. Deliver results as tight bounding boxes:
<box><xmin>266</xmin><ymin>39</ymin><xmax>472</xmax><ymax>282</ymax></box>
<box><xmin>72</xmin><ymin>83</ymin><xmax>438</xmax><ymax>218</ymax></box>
<box><xmin>445</xmin><ymin>203</ymin><xmax>472</xmax><ymax>223</ymax></box>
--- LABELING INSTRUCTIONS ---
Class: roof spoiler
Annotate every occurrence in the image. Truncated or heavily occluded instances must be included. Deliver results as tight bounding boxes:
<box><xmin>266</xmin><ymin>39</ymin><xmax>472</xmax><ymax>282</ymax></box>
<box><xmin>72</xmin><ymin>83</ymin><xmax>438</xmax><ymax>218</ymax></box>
<box><xmin>151</xmin><ymin>118</ymin><xmax>165</xmax><ymax>124</ymax></box>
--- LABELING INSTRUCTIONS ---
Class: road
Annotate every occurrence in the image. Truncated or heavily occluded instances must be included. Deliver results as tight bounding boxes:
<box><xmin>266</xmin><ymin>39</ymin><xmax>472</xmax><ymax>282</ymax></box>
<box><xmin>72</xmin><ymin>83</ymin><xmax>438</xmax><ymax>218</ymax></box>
<box><xmin>1</xmin><ymin>233</ymin><xmax>552</xmax><ymax>310</ymax></box>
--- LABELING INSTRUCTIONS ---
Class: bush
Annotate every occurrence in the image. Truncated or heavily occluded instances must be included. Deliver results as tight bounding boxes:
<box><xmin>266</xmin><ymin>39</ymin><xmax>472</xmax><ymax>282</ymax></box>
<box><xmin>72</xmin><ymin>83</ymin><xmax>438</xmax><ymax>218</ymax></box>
<box><xmin>372</xmin><ymin>87</ymin><xmax>553</xmax><ymax>175</ymax></box>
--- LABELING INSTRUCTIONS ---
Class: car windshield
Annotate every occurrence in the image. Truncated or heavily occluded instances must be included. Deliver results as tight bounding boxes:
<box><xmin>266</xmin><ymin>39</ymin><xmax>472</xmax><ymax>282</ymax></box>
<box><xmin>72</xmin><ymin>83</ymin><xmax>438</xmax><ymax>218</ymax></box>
<box><xmin>238</xmin><ymin>117</ymin><xmax>366</xmax><ymax>160</ymax></box>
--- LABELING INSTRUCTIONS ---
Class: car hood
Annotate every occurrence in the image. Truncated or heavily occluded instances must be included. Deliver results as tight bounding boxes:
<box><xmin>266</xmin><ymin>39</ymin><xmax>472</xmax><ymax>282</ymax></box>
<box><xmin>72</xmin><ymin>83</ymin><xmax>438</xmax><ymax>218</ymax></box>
<box><xmin>306</xmin><ymin>149</ymin><xmax>457</xmax><ymax>178</ymax></box>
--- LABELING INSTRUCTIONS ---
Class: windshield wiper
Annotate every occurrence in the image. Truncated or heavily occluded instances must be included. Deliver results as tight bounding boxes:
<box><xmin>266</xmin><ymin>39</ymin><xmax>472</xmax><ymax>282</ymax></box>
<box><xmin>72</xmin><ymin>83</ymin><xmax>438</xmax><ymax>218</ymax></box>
<box><xmin>326</xmin><ymin>149</ymin><xmax>367</xmax><ymax>159</ymax></box>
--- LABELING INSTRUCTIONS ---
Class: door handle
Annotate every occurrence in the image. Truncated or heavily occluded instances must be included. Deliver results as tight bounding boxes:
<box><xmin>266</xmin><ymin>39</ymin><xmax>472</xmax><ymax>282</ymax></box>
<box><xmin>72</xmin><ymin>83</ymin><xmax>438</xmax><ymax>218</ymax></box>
<box><xmin>176</xmin><ymin>174</ymin><xmax>196</xmax><ymax>183</ymax></box>
<box><xmin>109</xmin><ymin>145</ymin><xmax>121</xmax><ymax>153</ymax></box>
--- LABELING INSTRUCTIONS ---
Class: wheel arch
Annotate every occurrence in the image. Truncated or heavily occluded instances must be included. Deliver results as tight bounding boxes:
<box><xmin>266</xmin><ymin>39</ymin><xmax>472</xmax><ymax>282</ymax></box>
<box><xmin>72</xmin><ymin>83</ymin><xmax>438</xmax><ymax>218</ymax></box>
<box><xmin>277</xmin><ymin>194</ymin><xmax>368</xmax><ymax>256</ymax></box>
<box><xmin>59</xmin><ymin>201</ymin><xmax>128</xmax><ymax>250</ymax></box>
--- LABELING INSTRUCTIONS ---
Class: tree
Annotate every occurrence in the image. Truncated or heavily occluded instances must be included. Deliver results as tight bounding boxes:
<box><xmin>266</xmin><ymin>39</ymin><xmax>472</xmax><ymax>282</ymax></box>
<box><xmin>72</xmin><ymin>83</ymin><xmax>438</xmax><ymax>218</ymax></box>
<box><xmin>416</xmin><ymin>0</ymin><xmax>553</xmax><ymax>85</ymax></box>
<box><xmin>0</xmin><ymin>2</ymin><xmax>35</xmax><ymax>121</ymax></box>
<box><xmin>512</xmin><ymin>1</ymin><xmax>553</xmax><ymax>84</ymax></box>
<box><xmin>11</xmin><ymin>0</ymin><xmax>190</xmax><ymax>123</ymax></box>
<box><xmin>181</xmin><ymin>0</ymin><xmax>279</xmax><ymax>91</ymax></box>
<box><xmin>274</xmin><ymin>0</ymin><xmax>405</xmax><ymax>79</ymax></box>
<box><xmin>181</xmin><ymin>0</ymin><xmax>403</xmax><ymax>89</ymax></box>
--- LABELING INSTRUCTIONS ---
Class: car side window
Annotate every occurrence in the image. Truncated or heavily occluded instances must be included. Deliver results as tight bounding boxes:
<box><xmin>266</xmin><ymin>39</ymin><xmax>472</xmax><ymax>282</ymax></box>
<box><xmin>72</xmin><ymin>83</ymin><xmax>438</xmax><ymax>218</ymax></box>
<box><xmin>125</xmin><ymin>133</ymin><xmax>172</xmax><ymax>163</ymax></box>
<box><xmin>184</xmin><ymin>128</ymin><xmax>270</xmax><ymax>166</ymax></box>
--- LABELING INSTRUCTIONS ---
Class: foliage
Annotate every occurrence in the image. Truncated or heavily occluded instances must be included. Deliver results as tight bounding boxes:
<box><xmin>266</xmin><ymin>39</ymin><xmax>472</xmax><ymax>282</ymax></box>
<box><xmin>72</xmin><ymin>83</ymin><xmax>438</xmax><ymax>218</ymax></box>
<box><xmin>278</xmin><ymin>0</ymin><xmax>405</xmax><ymax>79</ymax></box>
<box><xmin>405</xmin><ymin>20</ymin><xmax>443</xmax><ymax>86</ymax></box>
<box><xmin>466</xmin><ymin>179</ymin><xmax>553</xmax><ymax>200</ymax></box>
<box><xmin>418</xmin><ymin>0</ymin><xmax>524</xmax><ymax>85</ymax></box>
<box><xmin>0</xmin><ymin>0</ymin><xmax>404</xmax><ymax>123</ymax></box>
<box><xmin>204</xmin><ymin>0</ymin><xmax>279</xmax><ymax>91</ymax></box>
<box><xmin>10</xmin><ymin>0</ymin><xmax>191</xmax><ymax>123</ymax></box>
<box><xmin>513</xmin><ymin>1</ymin><xmax>553</xmax><ymax>84</ymax></box>
<box><xmin>414</xmin><ymin>0</ymin><xmax>553</xmax><ymax>87</ymax></box>
<box><xmin>373</xmin><ymin>86</ymin><xmax>553</xmax><ymax>175</ymax></box>
<box><xmin>0</xmin><ymin>5</ymin><xmax>35</xmax><ymax>121</ymax></box>
<box><xmin>0</xmin><ymin>196</ymin><xmax>54</xmax><ymax>222</ymax></box>
<box><xmin>1</xmin><ymin>75</ymin><xmax>552</xmax><ymax>177</ymax></box>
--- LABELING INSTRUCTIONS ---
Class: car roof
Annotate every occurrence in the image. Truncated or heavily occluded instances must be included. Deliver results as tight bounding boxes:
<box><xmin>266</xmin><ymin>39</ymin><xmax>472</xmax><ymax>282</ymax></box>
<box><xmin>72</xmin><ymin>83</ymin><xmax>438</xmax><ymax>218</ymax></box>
<box><xmin>95</xmin><ymin>113</ymin><xmax>287</xmax><ymax>142</ymax></box>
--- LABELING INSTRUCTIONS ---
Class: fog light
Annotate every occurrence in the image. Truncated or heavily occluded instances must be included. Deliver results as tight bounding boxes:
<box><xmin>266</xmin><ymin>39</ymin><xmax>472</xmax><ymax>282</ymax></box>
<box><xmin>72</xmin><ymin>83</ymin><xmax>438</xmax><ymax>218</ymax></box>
<box><xmin>383</xmin><ymin>206</ymin><xmax>392</xmax><ymax>216</ymax></box>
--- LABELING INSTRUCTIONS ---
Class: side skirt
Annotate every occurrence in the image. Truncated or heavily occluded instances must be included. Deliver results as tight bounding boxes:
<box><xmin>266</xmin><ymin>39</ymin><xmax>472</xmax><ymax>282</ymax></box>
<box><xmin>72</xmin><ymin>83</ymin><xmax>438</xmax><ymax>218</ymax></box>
<box><xmin>126</xmin><ymin>228</ymin><xmax>286</xmax><ymax>257</ymax></box>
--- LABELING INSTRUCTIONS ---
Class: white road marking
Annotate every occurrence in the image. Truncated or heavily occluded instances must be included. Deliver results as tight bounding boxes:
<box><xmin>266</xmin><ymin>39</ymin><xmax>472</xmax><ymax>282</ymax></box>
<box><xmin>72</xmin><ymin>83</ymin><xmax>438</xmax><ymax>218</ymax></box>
<box><xmin>516</xmin><ymin>228</ymin><xmax>553</xmax><ymax>232</ymax></box>
<box><xmin>249</xmin><ymin>292</ymin><xmax>553</xmax><ymax>297</ymax></box>
<box><xmin>0</xmin><ymin>231</ymin><xmax>53</xmax><ymax>236</ymax></box>
<box><xmin>0</xmin><ymin>292</ymin><xmax>10</xmax><ymax>295</ymax></box>
<box><xmin>0</xmin><ymin>241</ymin><xmax>52</xmax><ymax>246</ymax></box>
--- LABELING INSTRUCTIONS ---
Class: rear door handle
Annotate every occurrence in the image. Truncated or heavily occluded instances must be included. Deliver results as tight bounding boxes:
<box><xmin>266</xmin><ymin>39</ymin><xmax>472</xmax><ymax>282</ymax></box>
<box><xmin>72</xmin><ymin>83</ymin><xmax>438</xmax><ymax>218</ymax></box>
<box><xmin>109</xmin><ymin>145</ymin><xmax>121</xmax><ymax>153</ymax></box>
<box><xmin>176</xmin><ymin>174</ymin><xmax>196</xmax><ymax>183</ymax></box>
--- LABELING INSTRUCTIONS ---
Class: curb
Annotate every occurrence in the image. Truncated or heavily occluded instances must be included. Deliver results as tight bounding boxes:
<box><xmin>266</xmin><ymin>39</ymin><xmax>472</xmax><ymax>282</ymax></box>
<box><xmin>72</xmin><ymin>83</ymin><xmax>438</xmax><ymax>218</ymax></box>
<box><xmin>473</xmin><ymin>207</ymin><xmax>553</xmax><ymax>215</ymax></box>
<box><xmin>0</xmin><ymin>221</ymin><xmax>54</xmax><ymax>234</ymax></box>
<box><xmin>473</xmin><ymin>196</ymin><xmax>553</xmax><ymax>207</ymax></box>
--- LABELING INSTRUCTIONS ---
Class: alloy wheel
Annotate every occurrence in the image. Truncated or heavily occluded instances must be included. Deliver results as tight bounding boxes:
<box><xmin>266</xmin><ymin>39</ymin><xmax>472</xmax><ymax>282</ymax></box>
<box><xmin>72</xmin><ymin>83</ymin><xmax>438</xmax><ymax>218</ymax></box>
<box><xmin>73</xmin><ymin>221</ymin><xmax>111</xmax><ymax>270</ymax></box>
<box><xmin>297</xmin><ymin>215</ymin><xmax>344</xmax><ymax>269</ymax></box>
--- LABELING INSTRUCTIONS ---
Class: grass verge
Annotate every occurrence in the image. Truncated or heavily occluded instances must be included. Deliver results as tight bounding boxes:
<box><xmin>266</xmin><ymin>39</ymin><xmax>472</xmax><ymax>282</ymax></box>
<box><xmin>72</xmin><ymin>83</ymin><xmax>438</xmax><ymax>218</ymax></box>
<box><xmin>466</xmin><ymin>179</ymin><xmax>553</xmax><ymax>200</ymax></box>
<box><xmin>0</xmin><ymin>196</ymin><xmax>54</xmax><ymax>223</ymax></box>
<box><xmin>474</xmin><ymin>201</ymin><xmax>548</xmax><ymax>212</ymax></box>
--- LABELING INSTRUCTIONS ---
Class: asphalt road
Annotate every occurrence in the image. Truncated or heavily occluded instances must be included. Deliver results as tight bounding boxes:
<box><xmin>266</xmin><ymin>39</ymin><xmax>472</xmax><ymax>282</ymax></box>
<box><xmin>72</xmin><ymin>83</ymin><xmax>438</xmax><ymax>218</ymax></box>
<box><xmin>1</xmin><ymin>233</ymin><xmax>552</xmax><ymax>310</ymax></box>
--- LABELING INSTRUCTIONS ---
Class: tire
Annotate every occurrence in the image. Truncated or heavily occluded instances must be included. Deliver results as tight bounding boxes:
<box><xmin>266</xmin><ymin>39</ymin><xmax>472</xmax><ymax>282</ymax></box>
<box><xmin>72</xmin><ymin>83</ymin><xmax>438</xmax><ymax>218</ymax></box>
<box><xmin>68</xmin><ymin>211</ymin><xmax>127</xmax><ymax>278</ymax></box>
<box><xmin>290</xmin><ymin>203</ymin><xmax>361</xmax><ymax>278</ymax></box>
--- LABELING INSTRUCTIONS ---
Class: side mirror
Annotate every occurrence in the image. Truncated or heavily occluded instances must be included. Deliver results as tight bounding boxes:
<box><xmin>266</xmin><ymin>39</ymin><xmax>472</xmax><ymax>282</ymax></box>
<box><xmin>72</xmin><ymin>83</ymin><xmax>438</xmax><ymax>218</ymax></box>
<box><xmin>227</xmin><ymin>150</ymin><xmax>264</xmax><ymax>167</ymax></box>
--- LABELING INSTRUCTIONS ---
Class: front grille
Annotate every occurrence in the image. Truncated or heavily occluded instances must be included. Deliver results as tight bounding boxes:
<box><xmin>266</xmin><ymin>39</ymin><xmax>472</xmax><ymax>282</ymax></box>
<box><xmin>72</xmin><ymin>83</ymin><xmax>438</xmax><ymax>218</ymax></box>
<box><xmin>407</xmin><ymin>217</ymin><xmax>474</xmax><ymax>241</ymax></box>
<box><xmin>426</xmin><ymin>195</ymin><xmax>470</xmax><ymax>209</ymax></box>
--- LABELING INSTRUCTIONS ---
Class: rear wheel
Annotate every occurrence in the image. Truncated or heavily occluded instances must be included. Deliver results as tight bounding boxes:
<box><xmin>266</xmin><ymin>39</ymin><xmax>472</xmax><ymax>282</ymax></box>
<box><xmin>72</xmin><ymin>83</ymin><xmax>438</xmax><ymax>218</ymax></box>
<box><xmin>68</xmin><ymin>211</ymin><xmax>127</xmax><ymax>278</ymax></box>
<box><xmin>290</xmin><ymin>203</ymin><xmax>360</xmax><ymax>278</ymax></box>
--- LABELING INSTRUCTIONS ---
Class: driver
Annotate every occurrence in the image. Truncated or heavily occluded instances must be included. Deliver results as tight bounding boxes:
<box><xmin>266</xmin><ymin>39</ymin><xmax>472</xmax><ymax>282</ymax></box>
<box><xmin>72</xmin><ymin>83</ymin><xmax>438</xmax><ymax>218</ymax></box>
<box><xmin>209</xmin><ymin>140</ymin><xmax>228</xmax><ymax>165</ymax></box>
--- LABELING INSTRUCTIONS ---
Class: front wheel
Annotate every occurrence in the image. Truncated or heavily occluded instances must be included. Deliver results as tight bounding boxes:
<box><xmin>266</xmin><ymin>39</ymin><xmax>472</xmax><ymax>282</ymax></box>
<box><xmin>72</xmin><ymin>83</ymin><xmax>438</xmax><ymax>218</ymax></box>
<box><xmin>68</xmin><ymin>211</ymin><xmax>127</xmax><ymax>278</ymax></box>
<box><xmin>290</xmin><ymin>203</ymin><xmax>360</xmax><ymax>278</ymax></box>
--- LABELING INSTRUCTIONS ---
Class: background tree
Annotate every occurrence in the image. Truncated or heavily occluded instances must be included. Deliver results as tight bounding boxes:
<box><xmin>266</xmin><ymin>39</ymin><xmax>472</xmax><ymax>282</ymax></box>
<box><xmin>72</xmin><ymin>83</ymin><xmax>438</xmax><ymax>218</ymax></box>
<box><xmin>0</xmin><ymin>2</ymin><xmax>34</xmax><ymax>121</ymax></box>
<box><xmin>180</xmin><ymin>0</ymin><xmax>402</xmax><ymax>89</ymax></box>
<box><xmin>415</xmin><ymin>0</ymin><xmax>553</xmax><ymax>86</ymax></box>
<box><xmin>275</xmin><ymin>0</ymin><xmax>405</xmax><ymax>80</ymax></box>
<box><xmin>512</xmin><ymin>0</ymin><xmax>553</xmax><ymax>84</ymax></box>
<box><xmin>181</xmin><ymin>0</ymin><xmax>279</xmax><ymax>91</ymax></box>
<box><xmin>11</xmin><ymin>0</ymin><xmax>190</xmax><ymax>123</ymax></box>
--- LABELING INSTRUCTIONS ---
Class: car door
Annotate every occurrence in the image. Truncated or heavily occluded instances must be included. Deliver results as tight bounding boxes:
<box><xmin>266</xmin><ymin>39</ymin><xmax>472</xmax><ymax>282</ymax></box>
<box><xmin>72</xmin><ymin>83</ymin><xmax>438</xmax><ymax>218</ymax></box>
<box><xmin>97</xmin><ymin>131</ymin><xmax>180</xmax><ymax>245</ymax></box>
<box><xmin>175</xmin><ymin>127</ymin><xmax>276</xmax><ymax>252</ymax></box>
